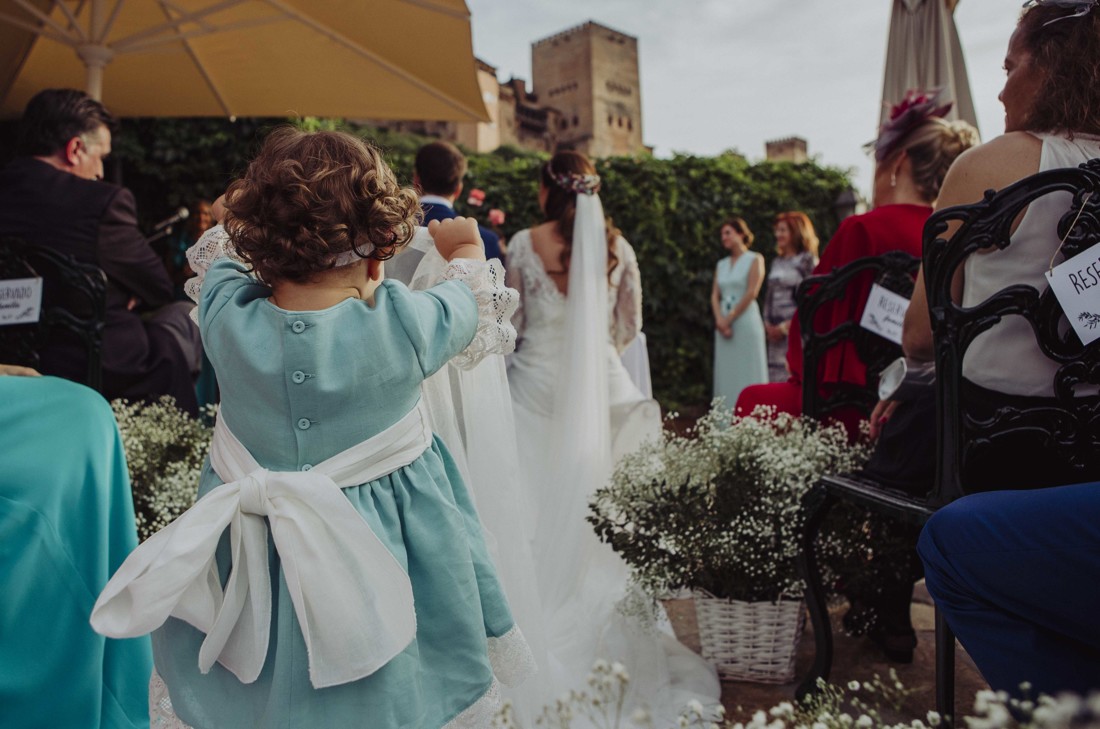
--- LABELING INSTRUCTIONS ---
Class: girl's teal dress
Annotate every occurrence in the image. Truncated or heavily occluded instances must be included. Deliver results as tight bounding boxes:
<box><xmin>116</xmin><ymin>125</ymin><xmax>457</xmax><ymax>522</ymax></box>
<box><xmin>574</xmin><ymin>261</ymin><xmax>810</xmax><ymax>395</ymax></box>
<box><xmin>0</xmin><ymin>376</ymin><xmax>152</xmax><ymax>729</ymax></box>
<box><xmin>152</xmin><ymin>259</ymin><xmax>529</xmax><ymax>728</ymax></box>
<box><xmin>713</xmin><ymin>253</ymin><xmax>768</xmax><ymax>410</ymax></box>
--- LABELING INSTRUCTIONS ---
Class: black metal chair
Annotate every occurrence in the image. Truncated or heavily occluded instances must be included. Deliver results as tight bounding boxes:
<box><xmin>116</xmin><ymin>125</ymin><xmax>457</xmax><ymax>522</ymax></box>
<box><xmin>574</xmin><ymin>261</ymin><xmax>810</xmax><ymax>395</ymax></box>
<box><xmin>789</xmin><ymin>250</ymin><xmax>920</xmax><ymax>697</ymax></box>
<box><xmin>796</xmin><ymin>158</ymin><xmax>1100</xmax><ymax>720</ymax></box>
<box><xmin>0</xmin><ymin>237</ymin><xmax>108</xmax><ymax>392</ymax></box>
<box><xmin>797</xmin><ymin>250</ymin><xmax>921</xmax><ymax>423</ymax></box>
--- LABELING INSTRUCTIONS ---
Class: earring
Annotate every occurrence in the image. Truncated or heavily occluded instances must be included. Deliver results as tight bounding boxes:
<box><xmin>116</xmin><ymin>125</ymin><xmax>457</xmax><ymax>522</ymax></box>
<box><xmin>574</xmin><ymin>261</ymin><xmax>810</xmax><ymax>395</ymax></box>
<box><xmin>890</xmin><ymin>172</ymin><xmax>897</xmax><ymax>188</ymax></box>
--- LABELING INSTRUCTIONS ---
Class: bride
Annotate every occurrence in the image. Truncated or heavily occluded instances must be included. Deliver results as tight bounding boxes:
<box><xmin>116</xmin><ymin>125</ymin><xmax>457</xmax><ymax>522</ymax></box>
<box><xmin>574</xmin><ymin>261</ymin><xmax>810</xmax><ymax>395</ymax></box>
<box><xmin>505</xmin><ymin>151</ymin><xmax>720</xmax><ymax>723</ymax></box>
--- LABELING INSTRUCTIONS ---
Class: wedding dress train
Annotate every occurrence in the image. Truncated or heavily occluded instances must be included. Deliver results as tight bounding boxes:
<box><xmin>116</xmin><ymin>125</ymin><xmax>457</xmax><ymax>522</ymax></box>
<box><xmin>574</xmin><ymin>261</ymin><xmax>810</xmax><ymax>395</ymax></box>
<box><xmin>505</xmin><ymin>208</ymin><xmax>720</xmax><ymax>726</ymax></box>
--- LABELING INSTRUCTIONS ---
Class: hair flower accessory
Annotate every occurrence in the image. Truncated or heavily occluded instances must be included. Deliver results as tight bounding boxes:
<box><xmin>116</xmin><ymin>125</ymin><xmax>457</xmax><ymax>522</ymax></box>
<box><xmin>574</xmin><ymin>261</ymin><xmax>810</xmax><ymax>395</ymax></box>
<box><xmin>1023</xmin><ymin>0</ymin><xmax>1098</xmax><ymax>26</ymax></box>
<box><xmin>548</xmin><ymin>164</ymin><xmax>601</xmax><ymax>196</ymax></box>
<box><xmin>866</xmin><ymin>87</ymin><xmax>953</xmax><ymax>163</ymax></box>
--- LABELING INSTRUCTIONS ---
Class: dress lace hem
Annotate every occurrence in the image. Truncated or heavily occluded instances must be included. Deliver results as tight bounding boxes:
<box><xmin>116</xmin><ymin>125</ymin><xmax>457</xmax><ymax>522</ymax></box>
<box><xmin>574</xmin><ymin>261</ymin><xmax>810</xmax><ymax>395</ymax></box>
<box><xmin>487</xmin><ymin>624</ymin><xmax>537</xmax><ymax>687</ymax></box>
<box><xmin>149</xmin><ymin>671</ymin><xmax>189</xmax><ymax>729</ymax></box>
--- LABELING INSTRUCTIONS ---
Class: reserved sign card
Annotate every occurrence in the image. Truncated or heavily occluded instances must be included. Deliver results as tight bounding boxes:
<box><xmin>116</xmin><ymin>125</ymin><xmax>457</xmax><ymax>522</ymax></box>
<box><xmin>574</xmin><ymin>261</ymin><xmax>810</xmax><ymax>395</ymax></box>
<box><xmin>1046</xmin><ymin>242</ymin><xmax>1100</xmax><ymax>346</ymax></box>
<box><xmin>859</xmin><ymin>283</ymin><xmax>910</xmax><ymax>345</ymax></box>
<box><xmin>0</xmin><ymin>277</ymin><xmax>42</xmax><ymax>326</ymax></box>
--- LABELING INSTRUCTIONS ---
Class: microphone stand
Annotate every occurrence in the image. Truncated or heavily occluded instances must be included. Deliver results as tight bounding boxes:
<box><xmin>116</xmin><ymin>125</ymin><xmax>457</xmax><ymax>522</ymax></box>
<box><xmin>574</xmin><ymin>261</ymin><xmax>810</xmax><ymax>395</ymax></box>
<box><xmin>146</xmin><ymin>225</ymin><xmax>174</xmax><ymax>245</ymax></box>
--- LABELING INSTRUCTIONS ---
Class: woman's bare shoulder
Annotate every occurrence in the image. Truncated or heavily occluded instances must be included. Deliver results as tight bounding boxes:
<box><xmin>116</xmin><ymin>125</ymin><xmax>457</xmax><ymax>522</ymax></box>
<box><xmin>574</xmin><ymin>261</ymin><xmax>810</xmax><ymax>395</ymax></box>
<box><xmin>936</xmin><ymin>132</ymin><xmax>1043</xmax><ymax>209</ymax></box>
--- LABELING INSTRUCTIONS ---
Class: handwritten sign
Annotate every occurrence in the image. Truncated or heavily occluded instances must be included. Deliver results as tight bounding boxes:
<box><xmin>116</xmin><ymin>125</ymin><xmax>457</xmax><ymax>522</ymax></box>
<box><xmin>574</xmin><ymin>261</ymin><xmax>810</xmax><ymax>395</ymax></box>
<box><xmin>1046</xmin><ymin>242</ymin><xmax>1100</xmax><ymax>346</ymax></box>
<box><xmin>859</xmin><ymin>283</ymin><xmax>910</xmax><ymax>345</ymax></box>
<box><xmin>0</xmin><ymin>277</ymin><xmax>42</xmax><ymax>326</ymax></box>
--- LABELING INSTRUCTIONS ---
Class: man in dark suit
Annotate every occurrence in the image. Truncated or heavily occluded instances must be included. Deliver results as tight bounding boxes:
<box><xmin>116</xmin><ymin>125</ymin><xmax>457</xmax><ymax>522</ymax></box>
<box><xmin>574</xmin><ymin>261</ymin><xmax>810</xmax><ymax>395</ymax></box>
<box><xmin>0</xmin><ymin>89</ymin><xmax>200</xmax><ymax>414</ymax></box>
<box><xmin>414</xmin><ymin>141</ymin><xmax>501</xmax><ymax>261</ymax></box>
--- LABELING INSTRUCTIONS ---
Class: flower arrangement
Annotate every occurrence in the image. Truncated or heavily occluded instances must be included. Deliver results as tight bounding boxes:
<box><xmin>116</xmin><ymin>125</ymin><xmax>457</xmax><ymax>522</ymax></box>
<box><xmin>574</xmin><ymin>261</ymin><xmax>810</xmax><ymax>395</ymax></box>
<box><xmin>588</xmin><ymin>404</ymin><xmax>873</xmax><ymax>603</ymax></box>
<box><xmin>111</xmin><ymin>397</ymin><xmax>211</xmax><ymax>541</ymax></box>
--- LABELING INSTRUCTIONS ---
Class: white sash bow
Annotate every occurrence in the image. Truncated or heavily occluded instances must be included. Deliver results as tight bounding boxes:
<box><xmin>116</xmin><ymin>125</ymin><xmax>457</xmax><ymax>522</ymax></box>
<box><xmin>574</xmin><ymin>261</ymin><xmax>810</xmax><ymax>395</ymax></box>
<box><xmin>91</xmin><ymin>401</ymin><xmax>432</xmax><ymax>688</ymax></box>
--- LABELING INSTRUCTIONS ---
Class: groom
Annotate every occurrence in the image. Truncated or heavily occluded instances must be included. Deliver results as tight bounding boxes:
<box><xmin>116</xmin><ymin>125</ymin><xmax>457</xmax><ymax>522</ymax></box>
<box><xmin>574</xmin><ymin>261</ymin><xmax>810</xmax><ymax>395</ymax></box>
<box><xmin>414</xmin><ymin>141</ymin><xmax>501</xmax><ymax>262</ymax></box>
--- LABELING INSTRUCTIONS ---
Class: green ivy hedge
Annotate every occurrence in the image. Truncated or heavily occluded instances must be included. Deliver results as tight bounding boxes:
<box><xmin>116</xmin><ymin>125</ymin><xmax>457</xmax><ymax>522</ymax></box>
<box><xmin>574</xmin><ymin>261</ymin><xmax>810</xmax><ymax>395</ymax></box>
<box><xmin>106</xmin><ymin>118</ymin><xmax>853</xmax><ymax>410</ymax></box>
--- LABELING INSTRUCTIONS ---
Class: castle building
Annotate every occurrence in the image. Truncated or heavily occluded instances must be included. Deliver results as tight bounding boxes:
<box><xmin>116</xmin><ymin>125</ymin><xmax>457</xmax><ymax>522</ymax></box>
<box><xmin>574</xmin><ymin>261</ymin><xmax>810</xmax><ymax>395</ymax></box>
<box><xmin>531</xmin><ymin>21</ymin><xmax>644</xmax><ymax>158</ymax></box>
<box><xmin>376</xmin><ymin>21</ymin><xmax>646</xmax><ymax>159</ymax></box>
<box><xmin>765</xmin><ymin>136</ymin><xmax>809</xmax><ymax>163</ymax></box>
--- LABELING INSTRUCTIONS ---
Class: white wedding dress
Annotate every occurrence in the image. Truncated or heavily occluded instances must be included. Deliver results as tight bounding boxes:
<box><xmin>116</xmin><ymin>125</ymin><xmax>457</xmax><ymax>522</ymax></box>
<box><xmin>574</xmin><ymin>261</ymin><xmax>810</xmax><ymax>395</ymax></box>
<box><xmin>505</xmin><ymin>221</ymin><xmax>720</xmax><ymax>726</ymax></box>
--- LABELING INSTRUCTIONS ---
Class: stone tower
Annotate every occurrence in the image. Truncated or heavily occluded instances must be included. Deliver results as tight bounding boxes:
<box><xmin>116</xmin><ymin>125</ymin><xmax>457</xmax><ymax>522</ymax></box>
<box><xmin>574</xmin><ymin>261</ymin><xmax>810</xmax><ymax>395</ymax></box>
<box><xmin>531</xmin><ymin>21</ymin><xmax>644</xmax><ymax>158</ymax></box>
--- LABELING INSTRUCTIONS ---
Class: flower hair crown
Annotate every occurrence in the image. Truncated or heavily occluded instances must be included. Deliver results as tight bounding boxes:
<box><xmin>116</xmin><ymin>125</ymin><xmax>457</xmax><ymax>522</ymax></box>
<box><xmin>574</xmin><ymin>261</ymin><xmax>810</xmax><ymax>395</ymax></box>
<box><xmin>1023</xmin><ymin>0</ymin><xmax>1098</xmax><ymax>26</ymax></box>
<box><xmin>547</xmin><ymin>163</ymin><xmax>601</xmax><ymax>196</ymax></box>
<box><xmin>866</xmin><ymin>87</ymin><xmax>953</xmax><ymax>163</ymax></box>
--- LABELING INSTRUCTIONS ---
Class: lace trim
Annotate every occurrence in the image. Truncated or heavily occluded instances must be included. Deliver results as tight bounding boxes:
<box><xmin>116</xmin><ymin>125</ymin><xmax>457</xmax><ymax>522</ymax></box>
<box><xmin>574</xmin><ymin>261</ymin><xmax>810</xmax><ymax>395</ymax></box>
<box><xmin>183</xmin><ymin>225</ymin><xmax>246</xmax><ymax>322</ymax></box>
<box><xmin>149</xmin><ymin>671</ymin><xmax>192</xmax><ymax>729</ymax></box>
<box><xmin>442</xmin><ymin>677</ymin><xmax>501</xmax><ymax>729</ymax></box>
<box><xmin>511</xmin><ymin>232</ymin><xmax>566</xmax><ymax>305</ymax></box>
<box><xmin>487</xmin><ymin>624</ymin><xmax>537</xmax><ymax>687</ymax></box>
<box><xmin>443</xmin><ymin>259</ymin><xmax>519</xmax><ymax>370</ymax></box>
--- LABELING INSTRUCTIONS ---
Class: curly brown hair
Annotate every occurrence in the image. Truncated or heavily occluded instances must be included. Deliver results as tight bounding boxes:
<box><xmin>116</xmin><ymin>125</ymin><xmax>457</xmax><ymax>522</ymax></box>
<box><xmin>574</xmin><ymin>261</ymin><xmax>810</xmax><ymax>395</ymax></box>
<box><xmin>540</xmin><ymin>150</ymin><xmax>620</xmax><ymax>278</ymax></box>
<box><xmin>1017</xmin><ymin>4</ymin><xmax>1100</xmax><ymax>135</ymax></box>
<box><xmin>224</xmin><ymin>127</ymin><xmax>420</xmax><ymax>284</ymax></box>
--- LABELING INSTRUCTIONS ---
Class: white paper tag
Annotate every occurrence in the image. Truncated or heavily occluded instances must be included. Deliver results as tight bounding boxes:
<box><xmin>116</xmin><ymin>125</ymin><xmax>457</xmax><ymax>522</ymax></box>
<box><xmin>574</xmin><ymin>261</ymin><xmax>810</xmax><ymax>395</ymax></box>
<box><xmin>1046</xmin><ymin>242</ymin><xmax>1100</xmax><ymax>346</ymax></box>
<box><xmin>859</xmin><ymin>283</ymin><xmax>910</xmax><ymax>345</ymax></box>
<box><xmin>0</xmin><ymin>277</ymin><xmax>42</xmax><ymax>326</ymax></box>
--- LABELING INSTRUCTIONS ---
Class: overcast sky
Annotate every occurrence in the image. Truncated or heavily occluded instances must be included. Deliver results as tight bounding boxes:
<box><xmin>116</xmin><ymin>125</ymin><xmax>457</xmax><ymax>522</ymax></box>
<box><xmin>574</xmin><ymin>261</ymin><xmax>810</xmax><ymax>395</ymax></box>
<box><xmin>464</xmin><ymin>0</ymin><xmax>1020</xmax><ymax>198</ymax></box>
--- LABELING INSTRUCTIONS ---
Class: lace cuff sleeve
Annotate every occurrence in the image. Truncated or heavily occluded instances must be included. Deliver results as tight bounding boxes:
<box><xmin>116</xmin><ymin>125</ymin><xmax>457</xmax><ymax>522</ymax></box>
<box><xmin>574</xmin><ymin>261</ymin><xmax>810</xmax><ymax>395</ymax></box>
<box><xmin>183</xmin><ymin>224</ymin><xmax>244</xmax><ymax>306</ymax></box>
<box><xmin>612</xmin><ymin>241</ymin><xmax>642</xmax><ymax>353</ymax></box>
<box><xmin>443</xmin><ymin>258</ymin><xmax>519</xmax><ymax>370</ymax></box>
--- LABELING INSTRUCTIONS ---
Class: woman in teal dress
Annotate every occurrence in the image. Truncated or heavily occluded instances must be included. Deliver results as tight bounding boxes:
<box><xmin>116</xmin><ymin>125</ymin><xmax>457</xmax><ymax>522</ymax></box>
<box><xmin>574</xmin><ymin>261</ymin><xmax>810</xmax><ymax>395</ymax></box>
<box><xmin>710</xmin><ymin>217</ymin><xmax>768</xmax><ymax>411</ymax></box>
<box><xmin>91</xmin><ymin>129</ymin><xmax>531</xmax><ymax>729</ymax></box>
<box><xmin>0</xmin><ymin>369</ymin><xmax>152</xmax><ymax>729</ymax></box>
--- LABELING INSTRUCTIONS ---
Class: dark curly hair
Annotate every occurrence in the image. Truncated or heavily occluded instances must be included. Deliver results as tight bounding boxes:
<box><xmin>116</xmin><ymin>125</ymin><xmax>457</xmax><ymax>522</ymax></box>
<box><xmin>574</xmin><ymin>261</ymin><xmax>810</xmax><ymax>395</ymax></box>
<box><xmin>540</xmin><ymin>151</ymin><xmax>619</xmax><ymax>278</ymax></box>
<box><xmin>1016</xmin><ymin>4</ymin><xmax>1100</xmax><ymax>135</ymax></box>
<box><xmin>224</xmin><ymin>127</ymin><xmax>420</xmax><ymax>284</ymax></box>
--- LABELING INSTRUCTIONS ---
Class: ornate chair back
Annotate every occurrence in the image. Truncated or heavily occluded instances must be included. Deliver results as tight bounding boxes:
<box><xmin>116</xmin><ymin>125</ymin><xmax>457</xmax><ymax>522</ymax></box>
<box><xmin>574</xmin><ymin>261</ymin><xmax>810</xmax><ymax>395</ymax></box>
<box><xmin>796</xmin><ymin>250</ymin><xmax>921</xmax><ymax>421</ymax></box>
<box><xmin>0</xmin><ymin>237</ymin><xmax>108</xmax><ymax>391</ymax></box>
<box><xmin>924</xmin><ymin>158</ymin><xmax>1100</xmax><ymax>507</ymax></box>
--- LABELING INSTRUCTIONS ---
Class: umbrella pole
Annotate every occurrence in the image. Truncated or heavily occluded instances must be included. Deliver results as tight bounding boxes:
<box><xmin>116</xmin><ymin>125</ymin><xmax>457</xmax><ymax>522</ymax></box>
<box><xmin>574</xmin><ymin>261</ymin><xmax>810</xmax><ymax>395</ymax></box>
<box><xmin>83</xmin><ymin>0</ymin><xmax>108</xmax><ymax>100</ymax></box>
<box><xmin>77</xmin><ymin>44</ymin><xmax>112</xmax><ymax>101</ymax></box>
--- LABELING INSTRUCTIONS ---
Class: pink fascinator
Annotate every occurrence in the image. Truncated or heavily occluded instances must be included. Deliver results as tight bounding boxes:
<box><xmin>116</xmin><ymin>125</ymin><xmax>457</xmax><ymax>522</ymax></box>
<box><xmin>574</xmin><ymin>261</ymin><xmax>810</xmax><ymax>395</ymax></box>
<box><xmin>866</xmin><ymin>88</ymin><xmax>953</xmax><ymax>163</ymax></box>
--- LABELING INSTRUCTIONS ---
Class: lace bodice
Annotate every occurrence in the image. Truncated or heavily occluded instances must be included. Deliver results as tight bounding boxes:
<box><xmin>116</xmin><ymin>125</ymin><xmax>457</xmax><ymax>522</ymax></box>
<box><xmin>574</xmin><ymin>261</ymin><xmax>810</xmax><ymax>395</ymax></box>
<box><xmin>504</xmin><ymin>229</ymin><xmax>642</xmax><ymax>353</ymax></box>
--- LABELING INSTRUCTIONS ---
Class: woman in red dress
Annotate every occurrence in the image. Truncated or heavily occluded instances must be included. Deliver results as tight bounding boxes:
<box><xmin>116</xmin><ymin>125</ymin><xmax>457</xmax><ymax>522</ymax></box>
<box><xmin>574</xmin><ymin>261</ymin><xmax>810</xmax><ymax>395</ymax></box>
<box><xmin>734</xmin><ymin>90</ymin><xmax>979</xmax><ymax>436</ymax></box>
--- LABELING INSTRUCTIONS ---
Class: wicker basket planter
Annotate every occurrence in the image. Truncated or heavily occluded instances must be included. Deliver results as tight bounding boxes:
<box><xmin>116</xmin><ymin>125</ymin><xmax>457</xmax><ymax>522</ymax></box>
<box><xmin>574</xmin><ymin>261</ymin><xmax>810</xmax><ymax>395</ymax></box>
<box><xmin>694</xmin><ymin>593</ymin><xmax>806</xmax><ymax>683</ymax></box>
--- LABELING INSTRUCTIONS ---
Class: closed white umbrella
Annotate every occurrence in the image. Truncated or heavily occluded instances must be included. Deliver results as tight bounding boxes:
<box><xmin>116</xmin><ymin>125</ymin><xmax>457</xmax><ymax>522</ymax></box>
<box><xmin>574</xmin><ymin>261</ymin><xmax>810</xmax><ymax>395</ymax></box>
<box><xmin>880</xmin><ymin>0</ymin><xmax>978</xmax><ymax>132</ymax></box>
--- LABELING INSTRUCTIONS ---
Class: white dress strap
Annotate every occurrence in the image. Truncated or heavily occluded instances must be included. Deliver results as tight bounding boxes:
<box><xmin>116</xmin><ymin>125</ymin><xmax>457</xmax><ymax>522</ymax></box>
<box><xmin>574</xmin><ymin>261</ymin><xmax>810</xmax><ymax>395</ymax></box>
<box><xmin>91</xmin><ymin>400</ymin><xmax>433</xmax><ymax>689</ymax></box>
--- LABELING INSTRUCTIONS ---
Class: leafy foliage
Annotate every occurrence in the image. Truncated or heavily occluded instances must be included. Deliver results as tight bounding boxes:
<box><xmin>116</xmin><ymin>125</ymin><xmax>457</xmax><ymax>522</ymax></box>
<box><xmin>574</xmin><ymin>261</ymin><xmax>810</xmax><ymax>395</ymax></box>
<box><xmin>107</xmin><ymin>118</ymin><xmax>854</xmax><ymax>409</ymax></box>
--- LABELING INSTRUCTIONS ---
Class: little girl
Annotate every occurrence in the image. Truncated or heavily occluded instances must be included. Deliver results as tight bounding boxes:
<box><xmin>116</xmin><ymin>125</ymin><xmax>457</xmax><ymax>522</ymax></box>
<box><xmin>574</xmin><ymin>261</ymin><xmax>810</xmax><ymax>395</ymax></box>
<box><xmin>91</xmin><ymin>128</ymin><xmax>532</xmax><ymax>728</ymax></box>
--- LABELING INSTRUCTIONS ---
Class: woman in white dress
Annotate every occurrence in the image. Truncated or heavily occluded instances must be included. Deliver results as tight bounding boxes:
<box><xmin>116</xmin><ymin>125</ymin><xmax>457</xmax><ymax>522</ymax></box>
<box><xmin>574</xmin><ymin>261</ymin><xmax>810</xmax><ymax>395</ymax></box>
<box><xmin>506</xmin><ymin>151</ymin><xmax>720</xmax><ymax>724</ymax></box>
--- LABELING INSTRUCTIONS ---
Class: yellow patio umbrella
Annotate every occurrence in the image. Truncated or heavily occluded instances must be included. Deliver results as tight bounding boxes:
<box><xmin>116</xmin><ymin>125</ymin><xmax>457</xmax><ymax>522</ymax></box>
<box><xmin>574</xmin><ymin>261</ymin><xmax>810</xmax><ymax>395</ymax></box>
<box><xmin>0</xmin><ymin>0</ymin><xmax>488</xmax><ymax>121</ymax></box>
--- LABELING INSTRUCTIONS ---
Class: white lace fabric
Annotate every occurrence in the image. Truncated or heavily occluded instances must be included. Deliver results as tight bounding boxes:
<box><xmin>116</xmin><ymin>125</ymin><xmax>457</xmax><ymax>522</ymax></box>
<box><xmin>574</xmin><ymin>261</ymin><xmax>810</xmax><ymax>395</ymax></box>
<box><xmin>183</xmin><ymin>225</ymin><xmax>241</xmax><ymax>309</ymax></box>
<box><xmin>441</xmin><ymin>258</ymin><xmax>519</xmax><ymax>370</ymax></box>
<box><xmin>486</xmin><ymin>624</ymin><xmax>537</xmax><ymax>687</ymax></box>
<box><xmin>504</xmin><ymin>231</ymin><xmax>642</xmax><ymax>352</ymax></box>
<box><xmin>610</xmin><ymin>238</ymin><xmax>643</xmax><ymax>353</ymax></box>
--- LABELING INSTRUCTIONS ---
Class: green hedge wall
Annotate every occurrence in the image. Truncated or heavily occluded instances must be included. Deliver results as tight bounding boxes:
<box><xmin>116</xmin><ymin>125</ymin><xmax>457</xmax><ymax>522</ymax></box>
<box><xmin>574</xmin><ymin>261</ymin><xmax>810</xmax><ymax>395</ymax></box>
<box><xmin>107</xmin><ymin>118</ymin><xmax>853</xmax><ymax>410</ymax></box>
